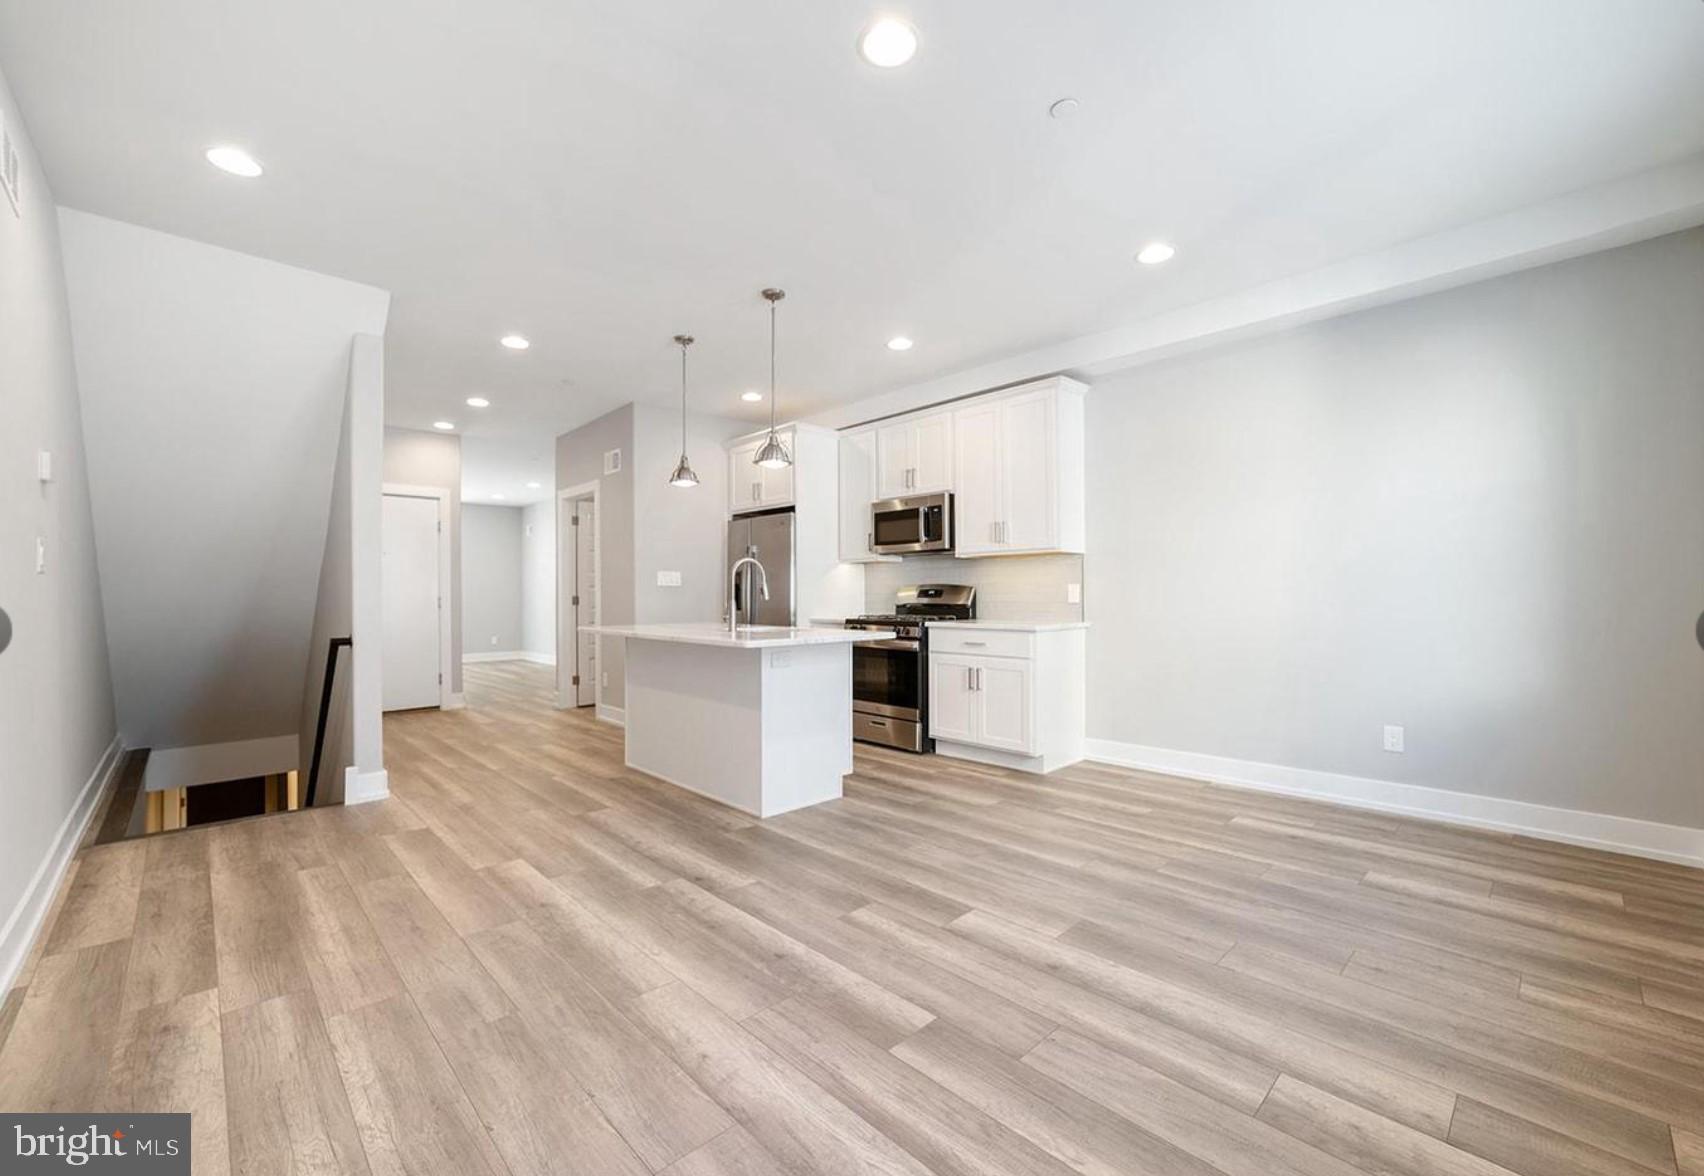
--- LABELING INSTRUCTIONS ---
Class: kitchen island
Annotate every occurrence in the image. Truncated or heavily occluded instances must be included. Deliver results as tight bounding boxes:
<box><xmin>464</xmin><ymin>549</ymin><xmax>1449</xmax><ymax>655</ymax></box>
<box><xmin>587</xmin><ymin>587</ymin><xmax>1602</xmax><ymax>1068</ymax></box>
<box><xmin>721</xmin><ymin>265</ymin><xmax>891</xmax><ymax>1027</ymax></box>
<box><xmin>577</xmin><ymin>623</ymin><xmax>892</xmax><ymax>817</ymax></box>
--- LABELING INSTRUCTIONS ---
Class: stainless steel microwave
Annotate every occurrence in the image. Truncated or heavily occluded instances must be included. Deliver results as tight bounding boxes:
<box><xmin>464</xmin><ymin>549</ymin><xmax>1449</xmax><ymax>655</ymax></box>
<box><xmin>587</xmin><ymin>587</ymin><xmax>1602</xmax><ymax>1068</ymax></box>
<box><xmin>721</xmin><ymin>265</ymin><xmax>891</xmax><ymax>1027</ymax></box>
<box><xmin>870</xmin><ymin>492</ymin><xmax>953</xmax><ymax>555</ymax></box>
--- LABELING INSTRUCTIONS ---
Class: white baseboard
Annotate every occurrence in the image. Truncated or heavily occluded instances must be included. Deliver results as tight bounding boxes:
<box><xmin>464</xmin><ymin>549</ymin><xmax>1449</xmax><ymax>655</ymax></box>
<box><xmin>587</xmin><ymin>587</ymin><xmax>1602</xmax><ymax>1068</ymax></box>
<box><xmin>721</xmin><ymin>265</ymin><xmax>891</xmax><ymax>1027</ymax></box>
<box><xmin>0</xmin><ymin>735</ymin><xmax>125</xmax><ymax>995</ymax></box>
<box><xmin>344</xmin><ymin>766</ymin><xmax>390</xmax><ymax>805</ymax></box>
<box><xmin>1084</xmin><ymin>738</ymin><xmax>1704</xmax><ymax>868</ymax></box>
<box><xmin>441</xmin><ymin>692</ymin><xmax>467</xmax><ymax>711</ymax></box>
<box><xmin>465</xmin><ymin>651</ymin><xmax>556</xmax><ymax>666</ymax></box>
<box><xmin>596</xmin><ymin>704</ymin><xmax>626</xmax><ymax>728</ymax></box>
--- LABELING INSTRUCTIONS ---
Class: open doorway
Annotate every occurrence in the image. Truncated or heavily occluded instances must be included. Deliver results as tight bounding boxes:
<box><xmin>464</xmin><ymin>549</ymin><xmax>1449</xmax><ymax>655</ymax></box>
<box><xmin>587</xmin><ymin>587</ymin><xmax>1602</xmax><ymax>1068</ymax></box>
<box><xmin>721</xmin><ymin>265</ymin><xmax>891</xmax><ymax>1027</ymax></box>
<box><xmin>556</xmin><ymin>481</ymin><xmax>599</xmax><ymax>709</ymax></box>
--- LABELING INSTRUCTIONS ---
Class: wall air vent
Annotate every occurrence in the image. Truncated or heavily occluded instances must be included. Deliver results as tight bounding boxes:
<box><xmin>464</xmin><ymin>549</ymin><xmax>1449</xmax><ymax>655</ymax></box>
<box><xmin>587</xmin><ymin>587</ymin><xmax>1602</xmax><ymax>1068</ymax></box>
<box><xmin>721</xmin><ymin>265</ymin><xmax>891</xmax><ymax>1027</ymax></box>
<box><xmin>1</xmin><ymin>107</ymin><xmax>20</xmax><ymax>217</ymax></box>
<box><xmin>603</xmin><ymin>448</ymin><xmax>622</xmax><ymax>475</ymax></box>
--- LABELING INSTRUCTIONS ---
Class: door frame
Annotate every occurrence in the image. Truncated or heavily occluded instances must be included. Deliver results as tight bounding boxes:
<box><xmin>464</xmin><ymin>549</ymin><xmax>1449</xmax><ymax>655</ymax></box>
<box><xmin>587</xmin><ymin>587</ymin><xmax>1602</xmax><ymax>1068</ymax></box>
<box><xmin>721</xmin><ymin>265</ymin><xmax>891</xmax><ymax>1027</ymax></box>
<box><xmin>555</xmin><ymin>480</ymin><xmax>601</xmax><ymax>712</ymax></box>
<box><xmin>382</xmin><ymin>483</ymin><xmax>454</xmax><ymax>710</ymax></box>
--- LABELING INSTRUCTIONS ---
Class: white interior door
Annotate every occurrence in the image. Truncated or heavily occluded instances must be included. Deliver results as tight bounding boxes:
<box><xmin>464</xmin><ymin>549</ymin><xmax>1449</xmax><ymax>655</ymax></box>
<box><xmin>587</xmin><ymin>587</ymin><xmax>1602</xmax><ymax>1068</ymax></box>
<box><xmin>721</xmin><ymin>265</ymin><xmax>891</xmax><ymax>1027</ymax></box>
<box><xmin>574</xmin><ymin>497</ymin><xmax>597</xmax><ymax>706</ymax></box>
<box><xmin>382</xmin><ymin>493</ymin><xmax>441</xmax><ymax>711</ymax></box>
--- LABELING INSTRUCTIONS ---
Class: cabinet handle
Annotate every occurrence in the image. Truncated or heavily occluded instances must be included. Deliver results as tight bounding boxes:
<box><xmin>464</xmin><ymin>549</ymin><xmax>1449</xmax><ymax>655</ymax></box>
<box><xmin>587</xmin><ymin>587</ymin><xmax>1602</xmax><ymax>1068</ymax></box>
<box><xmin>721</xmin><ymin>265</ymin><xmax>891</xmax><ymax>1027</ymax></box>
<box><xmin>975</xmin><ymin>667</ymin><xmax>983</xmax><ymax>690</ymax></box>
<box><xmin>866</xmin><ymin>531</ymin><xmax>873</xmax><ymax>552</ymax></box>
<box><xmin>963</xmin><ymin>640</ymin><xmax>987</xmax><ymax>647</ymax></box>
<box><xmin>967</xmin><ymin>666</ymin><xmax>976</xmax><ymax>691</ymax></box>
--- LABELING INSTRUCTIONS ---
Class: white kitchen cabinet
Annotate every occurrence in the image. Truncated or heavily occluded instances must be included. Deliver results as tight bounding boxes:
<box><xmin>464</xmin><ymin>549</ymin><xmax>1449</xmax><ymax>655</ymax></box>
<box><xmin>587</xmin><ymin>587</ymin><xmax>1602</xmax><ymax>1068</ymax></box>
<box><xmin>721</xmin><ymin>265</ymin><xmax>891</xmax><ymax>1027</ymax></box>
<box><xmin>928</xmin><ymin>623</ymin><xmax>1085</xmax><ymax>773</ymax></box>
<box><xmin>875</xmin><ymin>410</ymin><xmax>953</xmax><ymax>498</ymax></box>
<box><xmin>837</xmin><ymin>428</ymin><xmax>895</xmax><ymax>563</ymax></box>
<box><xmin>952</xmin><ymin>379</ymin><xmax>1084</xmax><ymax>556</ymax></box>
<box><xmin>728</xmin><ymin>429</ymin><xmax>795</xmax><ymax>514</ymax></box>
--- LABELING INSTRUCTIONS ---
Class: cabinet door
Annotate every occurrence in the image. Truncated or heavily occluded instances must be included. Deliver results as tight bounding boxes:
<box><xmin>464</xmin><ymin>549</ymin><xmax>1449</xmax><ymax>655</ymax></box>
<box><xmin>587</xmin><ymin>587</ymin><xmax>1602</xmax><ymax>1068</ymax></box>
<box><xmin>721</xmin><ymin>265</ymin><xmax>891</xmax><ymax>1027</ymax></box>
<box><xmin>929</xmin><ymin>655</ymin><xmax>978</xmax><ymax>744</ymax></box>
<box><xmin>975</xmin><ymin>659</ymin><xmax>1034</xmax><ymax>754</ymax></box>
<box><xmin>910</xmin><ymin>412</ymin><xmax>955</xmax><ymax>494</ymax></box>
<box><xmin>951</xmin><ymin>403</ymin><xmax>1001</xmax><ymax>556</ymax></box>
<box><xmin>729</xmin><ymin>442</ymin><xmax>765</xmax><ymax>513</ymax></box>
<box><xmin>839</xmin><ymin>430</ymin><xmax>878</xmax><ymax>562</ymax></box>
<box><xmin>997</xmin><ymin>392</ymin><xmax>1056</xmax><ymax>551</ymax></box>
<box><xmin>759</xmin><ymin>430</ymin><xmax>795</xmax><ymax>506</ymax></box>
<box><xmin>875</xmin><ymin>422</ymin><xmax>912</xmax><ymax>498</ymax></box>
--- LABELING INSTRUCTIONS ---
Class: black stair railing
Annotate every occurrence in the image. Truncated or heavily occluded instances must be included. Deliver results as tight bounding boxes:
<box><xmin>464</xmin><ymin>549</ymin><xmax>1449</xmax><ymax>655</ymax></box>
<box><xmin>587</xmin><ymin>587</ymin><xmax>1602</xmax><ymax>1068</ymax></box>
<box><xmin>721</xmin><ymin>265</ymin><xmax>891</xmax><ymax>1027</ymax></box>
<box><xmin>305</xmin><ymin>636</ymin><xmax>352</xmax><ymax>807</ymax></box>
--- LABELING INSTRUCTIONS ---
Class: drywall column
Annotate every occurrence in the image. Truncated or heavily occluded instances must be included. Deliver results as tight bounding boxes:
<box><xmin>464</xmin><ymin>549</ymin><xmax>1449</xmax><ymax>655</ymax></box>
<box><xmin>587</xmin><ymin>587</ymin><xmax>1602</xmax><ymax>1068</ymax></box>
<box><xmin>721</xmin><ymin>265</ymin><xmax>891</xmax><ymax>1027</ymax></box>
<box><xmin>346</xmin><ymin>334</ymin><xmax>387</xmax><ymax>802</ymax></box>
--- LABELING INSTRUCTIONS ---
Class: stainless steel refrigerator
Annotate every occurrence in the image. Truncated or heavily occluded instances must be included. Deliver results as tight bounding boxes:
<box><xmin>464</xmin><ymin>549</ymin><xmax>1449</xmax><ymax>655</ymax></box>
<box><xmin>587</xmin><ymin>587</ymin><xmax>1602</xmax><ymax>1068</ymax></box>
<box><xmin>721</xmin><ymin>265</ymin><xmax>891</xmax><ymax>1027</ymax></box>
<box><xmin>725</xmin><ymin>508</ymin><xmax>796</xmax><ymax>627</ymax></box>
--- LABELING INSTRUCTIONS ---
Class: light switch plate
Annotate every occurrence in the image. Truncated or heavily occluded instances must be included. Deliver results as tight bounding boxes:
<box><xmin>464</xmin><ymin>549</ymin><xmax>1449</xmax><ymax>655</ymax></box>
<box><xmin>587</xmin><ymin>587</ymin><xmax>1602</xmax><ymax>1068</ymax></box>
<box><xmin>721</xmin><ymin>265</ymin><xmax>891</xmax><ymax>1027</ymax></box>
<box><xmin>37</xmin><ymin>450</ymin><xmax>52</xmax><ymax>482</ymax></box>
<box><xmin>656</xmin><ymin>570</ymin><xmax>682</xmax><ymax>587</ymax></box>
<box><xmin>1383</xmin><ymin>724</ymin><xmax>1405</xmax><ymax>753</ymax></box>
<box><xmin>35</xmin><ymin>535</ymin><xmax>46</xmax><ymax>574</ymax></box>
<box><xmin>1066</xmin><ymin>582</ymin><xmax>1081</xmax><ymax>604</ymax></box>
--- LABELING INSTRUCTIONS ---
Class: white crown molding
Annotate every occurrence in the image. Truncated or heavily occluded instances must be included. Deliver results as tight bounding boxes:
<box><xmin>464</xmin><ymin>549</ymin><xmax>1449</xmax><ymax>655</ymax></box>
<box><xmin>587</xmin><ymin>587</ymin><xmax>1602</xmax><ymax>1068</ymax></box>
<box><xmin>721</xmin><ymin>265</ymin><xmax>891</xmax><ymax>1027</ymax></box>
<box><xmin>0</xmin><ymin>736</ymin><xmax>124</xmax><ymax>995</ymax></box>
<box><xmin>814</xmin><ymin>154</ymin><xmax>1704</xmax><ymax>429</ymax></box>
<box><xmin>1085</xmin><ymin>738</ymin><xmax>1704</xmax><ymax>869</ymax></box>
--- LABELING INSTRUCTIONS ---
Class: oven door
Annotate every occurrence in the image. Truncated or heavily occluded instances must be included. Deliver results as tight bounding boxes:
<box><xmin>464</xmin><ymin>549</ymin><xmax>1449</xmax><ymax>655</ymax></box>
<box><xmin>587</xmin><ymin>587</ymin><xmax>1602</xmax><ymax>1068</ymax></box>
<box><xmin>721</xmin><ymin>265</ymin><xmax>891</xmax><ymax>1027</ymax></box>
<box><xmin>852</xmin><ymin>638</ymin><xmax>921</xmax><ymax>720</ymax></box>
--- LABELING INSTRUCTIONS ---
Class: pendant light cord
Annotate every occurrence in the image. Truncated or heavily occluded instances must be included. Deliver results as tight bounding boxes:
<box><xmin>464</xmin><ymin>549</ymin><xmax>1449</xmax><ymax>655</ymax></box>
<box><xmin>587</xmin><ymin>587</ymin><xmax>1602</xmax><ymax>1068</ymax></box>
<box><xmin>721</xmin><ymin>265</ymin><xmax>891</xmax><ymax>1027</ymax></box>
<box><xmin>768</xmin><ymin>297</ymin><xmax>778</xmax><ymax>434</ymax></box>
<box><xmin>680</xmin><ymin>339</ymin><xmax>688</xmax><ymax>452</ymax></box>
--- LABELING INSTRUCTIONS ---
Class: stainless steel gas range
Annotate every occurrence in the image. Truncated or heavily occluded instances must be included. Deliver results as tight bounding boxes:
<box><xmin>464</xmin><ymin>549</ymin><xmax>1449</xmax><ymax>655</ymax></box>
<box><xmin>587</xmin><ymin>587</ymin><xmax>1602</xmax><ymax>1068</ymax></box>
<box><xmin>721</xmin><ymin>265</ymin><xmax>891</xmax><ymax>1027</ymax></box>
<box><xmin>844</xmin><ymin>583</ymin><xmax>976</xmax><ymax>752</ymax></box>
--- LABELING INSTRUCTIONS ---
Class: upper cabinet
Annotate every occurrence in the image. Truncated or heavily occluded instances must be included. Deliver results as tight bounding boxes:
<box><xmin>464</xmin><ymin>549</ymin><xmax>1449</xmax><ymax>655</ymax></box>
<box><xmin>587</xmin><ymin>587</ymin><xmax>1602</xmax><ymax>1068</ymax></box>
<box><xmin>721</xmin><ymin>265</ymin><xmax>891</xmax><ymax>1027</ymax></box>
<box><xmin>875</xmin><ymin>410</ymin><xmax>953</xmax><ymax>499</ymax></box>
<box><xmin>952</xmin><ymin>378</ymin><xmax>1086</xmax><ymax>557</ymax></box>
<box><xmin>837</xmin><ymin>428</ymin><xmax>895</xmax><ymax>563</ymax></box>
<box><xmin>728</xmin><ymin>428</ymin><xmax>796</xmax><ymax>514</ymax></box>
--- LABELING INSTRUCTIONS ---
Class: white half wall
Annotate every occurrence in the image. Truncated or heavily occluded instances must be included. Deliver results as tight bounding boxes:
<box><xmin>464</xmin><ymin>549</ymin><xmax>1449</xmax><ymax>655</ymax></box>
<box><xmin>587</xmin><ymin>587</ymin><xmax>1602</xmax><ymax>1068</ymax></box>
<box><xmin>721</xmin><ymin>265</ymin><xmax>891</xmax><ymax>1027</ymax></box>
<box><xmin>56</xmin><ymin>208</ymin><xmax>389</xmax><ymax>750</ymax></box>
<box><xmin>0</xmin><ymin>65</ymin><xmax>119</xmax><ymax>995</ymax></box>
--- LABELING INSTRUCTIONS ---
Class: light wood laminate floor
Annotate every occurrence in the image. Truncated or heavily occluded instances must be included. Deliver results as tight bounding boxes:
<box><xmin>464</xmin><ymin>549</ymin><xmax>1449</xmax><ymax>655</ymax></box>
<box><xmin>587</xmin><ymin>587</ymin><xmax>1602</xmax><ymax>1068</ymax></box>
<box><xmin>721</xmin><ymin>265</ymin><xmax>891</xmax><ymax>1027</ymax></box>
<box><xmin>4</xmin><ymin>660</ymin><xmax>1704</xmax><ymax>1176</ymax></box>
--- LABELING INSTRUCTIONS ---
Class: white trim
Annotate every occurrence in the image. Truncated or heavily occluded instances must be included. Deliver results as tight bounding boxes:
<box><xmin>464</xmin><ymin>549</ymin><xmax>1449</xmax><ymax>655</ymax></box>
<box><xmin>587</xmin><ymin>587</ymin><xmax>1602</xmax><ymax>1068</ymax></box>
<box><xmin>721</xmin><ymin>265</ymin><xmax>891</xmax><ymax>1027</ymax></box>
<box><xmin>141</xmin><ymin>734</ymin><xmax>298</xmax><ymax>792</ymax></box>
<box><xmin>557</xmin><ymin>480</ymin><xmax>602</xmax><ymax>713</ymax></box>
<box><xmin>0</xmin><ymin>736</ymin><xmax>124</xmax><ymax>995</ymax></box>
<box><xmin>595</xmin><ymin>704</ymin><xmax>626</xmax><ymax>728</ymax></box>
<box><xmin>383</xmin><ymin>482</ymin><xmax>454</xmax><ymax>710</ymax></box>
<box><xmin>1084</xmin><ymin>738</ymin><xmax>1704</xmax><ymax>869</ymax></box>
<box><xmin>464</xmin><ymin>650</ymin><xmax>556</xmax><ymax>665</ymax></box>
<box><xmin>343</xmin><ymin>766</ymin><xmax>390</xmax><ymax>805</ymax></box>
<box><xmin>442</xmin><ymin>692</ymin><xmax>467</xmax><ymax>711</ymax></box>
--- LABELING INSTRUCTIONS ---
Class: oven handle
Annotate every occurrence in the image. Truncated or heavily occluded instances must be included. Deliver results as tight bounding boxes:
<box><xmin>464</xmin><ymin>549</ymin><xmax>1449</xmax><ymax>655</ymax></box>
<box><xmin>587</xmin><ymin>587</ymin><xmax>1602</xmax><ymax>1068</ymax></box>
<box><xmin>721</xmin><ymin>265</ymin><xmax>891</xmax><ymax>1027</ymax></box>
<box><xmin>855</xmin><ymin>638</ymin><xmax>920</xmax><ymax>651</ymax></box>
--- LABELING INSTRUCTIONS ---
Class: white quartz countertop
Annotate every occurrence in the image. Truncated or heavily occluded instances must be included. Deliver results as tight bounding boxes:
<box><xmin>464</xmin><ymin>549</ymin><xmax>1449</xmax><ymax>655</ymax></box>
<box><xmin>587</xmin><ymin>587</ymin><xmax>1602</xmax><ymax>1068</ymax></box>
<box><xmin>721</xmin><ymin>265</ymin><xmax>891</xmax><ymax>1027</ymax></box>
<box><xmin>579</xmin><ymin>622</ymin><xmax>894</xmax><ymax>648</ymax></box>
<box><xmin>925</xmin><ymin>620</ymin><xmax>1090</xmax><ymax>632</ymax></box>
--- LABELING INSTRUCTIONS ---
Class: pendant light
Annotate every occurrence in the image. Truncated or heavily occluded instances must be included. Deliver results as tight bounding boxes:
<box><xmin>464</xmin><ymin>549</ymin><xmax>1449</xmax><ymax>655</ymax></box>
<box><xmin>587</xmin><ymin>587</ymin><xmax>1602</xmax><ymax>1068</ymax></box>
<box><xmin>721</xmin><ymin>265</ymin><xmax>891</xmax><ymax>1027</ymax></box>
<box><xmin>753</xmin><ymin>288</ymin><xmax>793</xmax><ymax>469</ymax></box>
<box><xmin>668</xmin><ymin>334</ymin><xmax>699</xmax><ymax>488</ymax></box>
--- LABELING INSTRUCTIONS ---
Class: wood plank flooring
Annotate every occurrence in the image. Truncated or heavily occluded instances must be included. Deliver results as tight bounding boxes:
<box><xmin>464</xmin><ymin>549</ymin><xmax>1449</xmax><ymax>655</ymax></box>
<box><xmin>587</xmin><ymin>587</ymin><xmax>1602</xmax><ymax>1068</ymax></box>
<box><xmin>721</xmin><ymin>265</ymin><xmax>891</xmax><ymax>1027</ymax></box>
<box><xmin>3</xmin><ymin>659</ymin><xmax>1704</xmax><ymax>1176</ymax></box>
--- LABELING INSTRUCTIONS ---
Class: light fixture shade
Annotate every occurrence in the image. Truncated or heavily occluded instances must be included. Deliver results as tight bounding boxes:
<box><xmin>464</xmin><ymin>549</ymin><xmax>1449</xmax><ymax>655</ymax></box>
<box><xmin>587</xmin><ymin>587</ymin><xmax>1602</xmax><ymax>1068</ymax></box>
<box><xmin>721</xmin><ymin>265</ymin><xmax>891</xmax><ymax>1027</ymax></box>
<box><xmin>754</xmin><ymin>430</ymin><xmax>792</xmax><ymax>469</ymax></box>
<box><xmin>669</xmin><ymin>454</ymin><xmax>699</xmax><ymax>487</ymax></box>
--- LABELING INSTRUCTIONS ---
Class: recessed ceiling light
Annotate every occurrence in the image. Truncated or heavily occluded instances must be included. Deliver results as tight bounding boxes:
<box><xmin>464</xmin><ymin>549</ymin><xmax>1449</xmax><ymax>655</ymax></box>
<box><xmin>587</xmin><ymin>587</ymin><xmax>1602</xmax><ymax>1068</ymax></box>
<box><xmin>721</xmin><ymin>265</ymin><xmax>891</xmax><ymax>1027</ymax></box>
<box><xmin>465</xmin><ymin>396</ymin><xmax>490</xmax><ymax>408</ymax></box>
<box><xmin>205</xmin><ymin>145</ymin><xmax>263</xmax><ymax>178</ymax></box>
<box><xmin>492</xmin><ymin>493</ymin><xmax>506</xmax><ymax>500</ymax></box>
<box><xmin>499</xmin><ymin>334</ymin><xmax>530</xmax><ymax>350</ymax></box>
<box><xmin>886</xmin><ymin>336</ymin><xmax>914</xmax><ymax>352</ymax></box>
<box><xmin>1136</xmin><ymin>242</ymin><xmax>1176</xmax><ymax>266</ymax></box>
<box><xmin>741</xmin><ymin>390</ymin><xmax>763</xmax><ymax>402</ymax></box>
<box><xmin>1048</xmin><ymin>98</ymin><xmax>1081</xmax><ymax>120</ymax></box>
<box><xmin>858</xmin><ymin>18</ymin><xmax>918</xmax><ymax>67</ymax></box>
<box><xmin>525</xmin><ymin>481</ymin><xmax>541</xmax><ymax>489</ymax></box>
<box><xmin>433</xmin><ymin>420</ymin><xmax>455</xmax><ymax>430</ymax></box>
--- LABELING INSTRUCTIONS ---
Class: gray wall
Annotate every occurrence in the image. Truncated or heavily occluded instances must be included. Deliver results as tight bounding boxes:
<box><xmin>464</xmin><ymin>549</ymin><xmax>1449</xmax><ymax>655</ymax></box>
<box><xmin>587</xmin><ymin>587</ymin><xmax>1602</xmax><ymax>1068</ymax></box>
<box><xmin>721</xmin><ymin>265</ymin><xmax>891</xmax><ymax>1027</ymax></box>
<box><xmin>383</xmin><ymin>427</ymin><xmax>463</xmax><ymax>692</ymax></box>
<box><xmin>557</xmin><ymin>405</ymin><xmax>634</xmax><ymax>706</ymax></box>
<box><xmin>462</xmin><ymin>504</ymin><xmax>523</xmax><ymax>655</ymax></box>
<box><xmin>633</xmin><ymin>404</ymin><xmax>748</xmax><ymax>626</ymax></box>
<box><xmin>298</xmin><ymin>378</ymin><xmax>354</xmax><ymax>801</ymax></box>
<box><xmin>521</xmin><ymin>501</ymin><xmax>555</xmax><ymax>660</ymax></box>
<box><xmin>1086</xmin><ymin>228</ymin><xmax>1704</xmax><ymax>828</ymax></box>
<box><xmin>0</xmin><ymin>67</ymin><xmax>117</xmax><ymax>982</ymax></box>
<box><xmin>58</xmin><ymin>208</ymin><xmax>389</xmax><ymax>750</ymax></box>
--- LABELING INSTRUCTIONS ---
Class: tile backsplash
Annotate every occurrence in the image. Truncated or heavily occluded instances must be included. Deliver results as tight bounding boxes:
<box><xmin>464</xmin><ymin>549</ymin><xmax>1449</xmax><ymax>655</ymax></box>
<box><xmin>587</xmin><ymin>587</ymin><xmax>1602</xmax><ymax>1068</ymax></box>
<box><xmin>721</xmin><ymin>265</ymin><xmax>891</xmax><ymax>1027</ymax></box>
<box><xmin>864</xmin><ymin>553</ymin><xmax>1085</xmax><ymax>623</ymax></box>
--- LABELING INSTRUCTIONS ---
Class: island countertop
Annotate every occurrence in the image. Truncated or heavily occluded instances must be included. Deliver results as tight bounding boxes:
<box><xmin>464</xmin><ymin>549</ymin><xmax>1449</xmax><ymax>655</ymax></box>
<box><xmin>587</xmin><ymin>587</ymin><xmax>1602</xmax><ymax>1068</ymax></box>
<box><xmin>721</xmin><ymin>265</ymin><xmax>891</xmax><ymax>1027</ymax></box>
<box><xmin>579</xmin><ymin>622</ymin><xmax>895</xmax><ymax>649</ymax></box>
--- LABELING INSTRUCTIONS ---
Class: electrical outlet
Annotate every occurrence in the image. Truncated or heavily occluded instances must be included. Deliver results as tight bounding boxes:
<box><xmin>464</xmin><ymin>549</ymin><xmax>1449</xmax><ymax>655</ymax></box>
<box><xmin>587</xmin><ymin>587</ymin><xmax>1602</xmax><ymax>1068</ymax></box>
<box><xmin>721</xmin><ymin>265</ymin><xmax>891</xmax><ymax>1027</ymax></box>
<box><xmin>656</xmin><ymin>570</ymin><xmax>682</xmax><ymax>587</ymax></box>
<box><xmin>1066</xmin><ymin>582</ymin><xmax>1081</xmax><ymax>604</ymax></box>
<box><xmin>35</xmin><ymin>535</ymin><xmax>46</xmax><ymax>574</ymax></box>
<box><xmin>490</xmin><ymin>635</ymin><xmax>499</xmax><ymax>646</ymax></box>
<box><xmin>600</xmin><ymin>671</ymin><xmax>609</xmax><ymax>688</ymax></box>
<box><xmin>1383</xmin><ymin>724</ymin><xmax>1405</xmax><ymax>753</ymax></box>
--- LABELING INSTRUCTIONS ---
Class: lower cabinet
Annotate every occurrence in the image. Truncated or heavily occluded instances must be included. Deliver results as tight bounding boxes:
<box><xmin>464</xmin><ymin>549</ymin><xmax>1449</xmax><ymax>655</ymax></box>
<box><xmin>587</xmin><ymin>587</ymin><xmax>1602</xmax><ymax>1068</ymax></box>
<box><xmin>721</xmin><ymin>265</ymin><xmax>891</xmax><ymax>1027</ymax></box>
<box><xmin>927</xmin><ymin>626</ymin><xmax>1085</xmax><ymax>774</ymax></box>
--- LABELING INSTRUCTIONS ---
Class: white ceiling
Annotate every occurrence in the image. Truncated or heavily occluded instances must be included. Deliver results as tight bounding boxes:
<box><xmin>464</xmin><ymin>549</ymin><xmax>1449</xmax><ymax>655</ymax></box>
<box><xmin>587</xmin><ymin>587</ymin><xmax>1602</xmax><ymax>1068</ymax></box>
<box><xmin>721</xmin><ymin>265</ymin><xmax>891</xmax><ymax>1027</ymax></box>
<box><xmin>5</xmin><ymin>0</ymin><xmax>1704</xmax><ymax>471</ymax></box>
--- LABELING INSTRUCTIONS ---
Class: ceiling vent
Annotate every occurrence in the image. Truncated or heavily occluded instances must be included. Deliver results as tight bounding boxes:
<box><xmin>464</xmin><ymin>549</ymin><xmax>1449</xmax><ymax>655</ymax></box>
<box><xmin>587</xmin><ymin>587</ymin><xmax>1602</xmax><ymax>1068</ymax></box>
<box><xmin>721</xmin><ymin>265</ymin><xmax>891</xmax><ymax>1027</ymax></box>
<box><xmin>1</xmin><ymin>108</ymin><xmax>20</xmax><ymax>217</ymax></box>
<box><xmin>603</xmin><ymin>448</ymin><xmax>622</xmax><ymax>475</ymax></box>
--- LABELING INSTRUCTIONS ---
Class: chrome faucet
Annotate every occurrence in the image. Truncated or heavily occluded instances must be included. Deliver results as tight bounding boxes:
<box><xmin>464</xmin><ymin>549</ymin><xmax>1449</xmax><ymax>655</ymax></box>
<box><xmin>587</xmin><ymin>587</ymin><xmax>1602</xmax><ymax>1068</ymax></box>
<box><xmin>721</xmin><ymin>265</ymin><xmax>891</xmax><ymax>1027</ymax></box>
<box><xmin>728</xmin><ymin>555</ymin><xmax>770</xmax><ymax>634</ymax></box>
